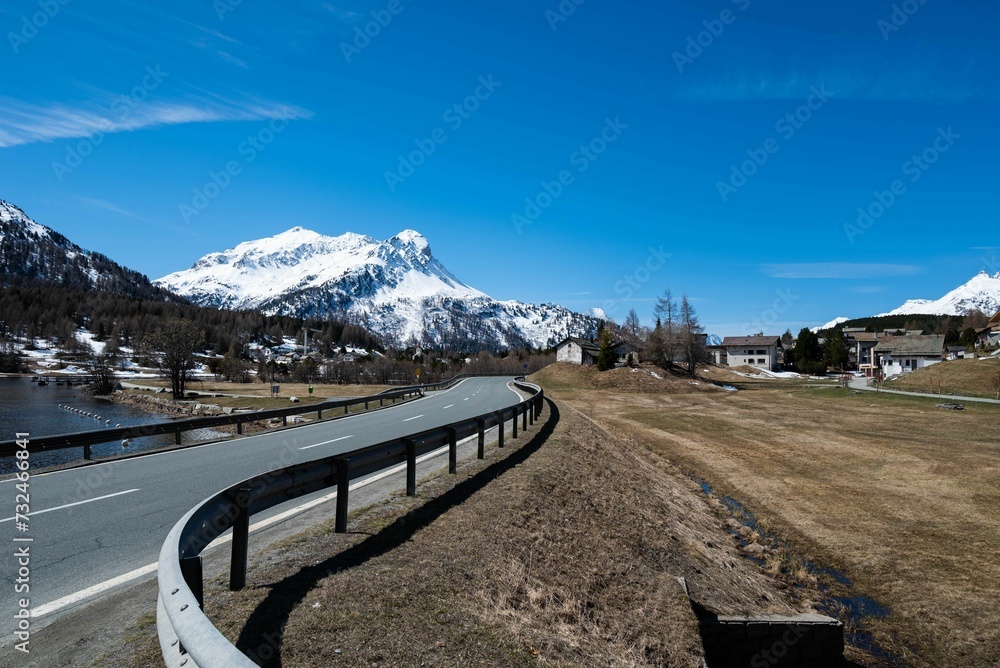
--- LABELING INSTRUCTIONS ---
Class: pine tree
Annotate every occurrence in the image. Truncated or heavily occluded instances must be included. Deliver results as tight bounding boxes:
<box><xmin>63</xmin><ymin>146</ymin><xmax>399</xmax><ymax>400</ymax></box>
<box><xmin>596</xmin><ymin>328</ymin><xmax>617</xmax><ymax>371</ymax></box>
<box><xmin>680</xmin><ymin>294</ymin><xmax>705</xmax><ymax>375</ymax></box>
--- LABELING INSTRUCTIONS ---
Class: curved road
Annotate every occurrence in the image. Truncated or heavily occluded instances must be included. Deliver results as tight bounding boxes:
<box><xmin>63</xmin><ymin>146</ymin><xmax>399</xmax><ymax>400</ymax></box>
<box><xmin>0</xmin><ymin>377</ymin><xmax>524</xmax><ymax>642</ymax></box>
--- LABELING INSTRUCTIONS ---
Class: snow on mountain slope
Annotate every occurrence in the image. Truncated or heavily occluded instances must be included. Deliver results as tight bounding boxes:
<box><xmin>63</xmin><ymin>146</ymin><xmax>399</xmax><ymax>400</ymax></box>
<box><xmin>1</xmin><ymin>198</ymin><xmax>178</xmax><ymax>301</ymax></box>
<box><xmin>813</xmin><ymin>316</ymin><xmax>850</xmax><ymax>332</ymax></box>
<box><xmin>880</xmin><ymin>272</ymin><xmax>1000</xmax><ymax>316</ymax></box>
<box><xmin>156</xmin><ymin>227</ymin><xmax>599</xmax><ymax>350</ymax></box>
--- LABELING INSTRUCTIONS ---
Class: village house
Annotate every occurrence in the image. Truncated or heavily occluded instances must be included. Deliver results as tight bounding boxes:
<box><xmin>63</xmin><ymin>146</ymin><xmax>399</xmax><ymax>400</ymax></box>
<box><xmin>847</xmin><ymin>331</ymin><xmax>881</xmax><ymax>378</ymax></box>
<box><xmin>976</xmin><ymin>310</ymin><xmax>1000</xmax><ymax>347</ymax></box>
<box><xmin>874</xmin><ymin>334</ymin><xmax>945</xmax><ymax>377</ymax></box>
<box><xmin>721</xmin><ymin>335</ymin><xmax>782</xmax><ymax>372</ymax></box>
<box><xmin>554</xmin><ymin>337</ymin><xmax>631</xmax><ymax>367</ymax></box>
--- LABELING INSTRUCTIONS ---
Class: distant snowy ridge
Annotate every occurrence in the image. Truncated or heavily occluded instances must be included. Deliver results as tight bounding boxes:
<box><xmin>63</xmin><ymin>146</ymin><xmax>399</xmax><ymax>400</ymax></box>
<box><xmin>156</xmin><ymin>227</ymin><xmax>600</xmax><ymax>350</ymax></box>
<box><xmin>813</xmin><ymin>316</ymin><xmax>850</xmax><ymax>332</ymax></box>
<box><xmin>880</xmin><ymin>271</ymin><xmax>1000</xmax><ymax>316</ymax></box>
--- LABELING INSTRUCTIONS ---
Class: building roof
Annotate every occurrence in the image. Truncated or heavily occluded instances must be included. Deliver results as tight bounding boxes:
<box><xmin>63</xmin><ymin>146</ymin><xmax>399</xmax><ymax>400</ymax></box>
<box><xmin>988</xmin><ymin>310</ymin><xmax>1000</xmax><ymax>327</ymax></box>
<box><xmin>555</xmin><ymin>336</ymin><xmax>624</xmax><ymax>356</ymax></box>
<box><xmin>873</xmin><ymin>334</ymin><xmax>945</xmax><ymax>357</ymax></box>
<box><xmin>849</xmin><ymin>332</ymin><xmax>880</xmax><ymax>343</ymax></box>
<box><xmin>721</xmin><ymin>336</ymin><xmax>781</xmax><ymax>347</ymax></box>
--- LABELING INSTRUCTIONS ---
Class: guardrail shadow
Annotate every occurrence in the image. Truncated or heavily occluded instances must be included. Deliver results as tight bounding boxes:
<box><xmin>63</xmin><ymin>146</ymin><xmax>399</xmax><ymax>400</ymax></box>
<box><xmin>234</xmin><ymin>398</ymin><xmax>558</xmax><ymax>667</ymax></box>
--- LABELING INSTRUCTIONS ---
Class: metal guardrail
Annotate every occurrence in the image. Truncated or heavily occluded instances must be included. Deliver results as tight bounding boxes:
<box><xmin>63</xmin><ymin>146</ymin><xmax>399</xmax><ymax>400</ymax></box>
<box><xmin>0</xmin><ymin>387</ymin><xmax>423</xmax><ymax>460</ymax></box>
<box><xmin>0</xmin><ymin>372</ymin><xmax>516</xmax><ymax>461</ymax></box>
<box><xmin>157</xmin><ymin>379</ymin><xmax>543</xmax><ymax>668</ymax></box>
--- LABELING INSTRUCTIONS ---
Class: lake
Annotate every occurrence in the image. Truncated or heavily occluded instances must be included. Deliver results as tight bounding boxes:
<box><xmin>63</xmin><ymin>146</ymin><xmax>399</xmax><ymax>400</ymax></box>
<box><xmin>0</xmin><ymin>377</ymin><xmax>221</xmax><ymax>473</ymax></box>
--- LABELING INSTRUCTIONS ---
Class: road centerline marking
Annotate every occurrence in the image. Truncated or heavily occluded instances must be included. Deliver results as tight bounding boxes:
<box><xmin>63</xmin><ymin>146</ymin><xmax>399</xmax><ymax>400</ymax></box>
<box><xmin>29</xmin><ymin>425</ymin><xmax>500</xmax><ymax>620</ymax></box>
<box><xmin>403</xmin><ymin>415</ymin><xmax>424</xmax><ymax>422</ymax></box>
<box><xmin>0</xmin><ymin>489</ymin><xmax>141</xmax><ymax>523</ymax></box>
<box><xmin>300</xmin><ymin>435</ymin><xmax>354</xmax><ymax>450</ymax></box>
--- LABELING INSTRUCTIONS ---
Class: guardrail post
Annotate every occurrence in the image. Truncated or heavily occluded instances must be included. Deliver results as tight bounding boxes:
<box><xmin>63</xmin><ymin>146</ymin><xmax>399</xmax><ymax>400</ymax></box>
<box><xmin>237</xmin><ymin>421</ymin><xmax>243</xmax><ymax>435</ymax></box>
<box><xmin>83</xmin><ymin>444</ymin><xmax>92</xmax><ymax>460</ymax></box>
<box><xmin>528</xmin><ymin>401</ymin><xmax>534</xmax><ymax>426</ymax></box>
<box><xmin>380</xmin><ymin>397</ymin><xmax>384</xmax><ymax>407</ymax></box>
<box><xmin>497</xmin><ymin>412</ymin><xmax>505</xmax><ymax>448</ymax></box>
<box><xmin>175</xmin><ymin>431</ymin><xmax>182</xmax><ymax>446</ymax></box>
<box><xmin>523</xmin><ymin>404</ymin><xmax>529</xmax><ymax>431</ymax></box>
<box><xmin>345</xmin><ymin>404</ymin><xmax>349</xmax><ymax>414</ymax></box>
<box><xmin>512</xmin><ymin>405</ymin><xmax>518</xmax><ymax>439</ymax></box>
<box><xmin>477</xmin><ymin>418</ymin><xmax>485</xmax><ymax>459</ymax></box>
<box><xmin>318</xmin><ymin>409</ymin><xmax>323</xmax><ymax>420</ymax></box>
<box><xmin>282</xmin><ymin>415</ymin><xmax>287</xmax><ymax>427</ymax></box>
<box><xmin>406</xmin><ymin>439</ymin><xmax>417</xmax><ymax>496</ymax></box>
<box><xmin>180</xmin><ymin>556</ymin><xmax>204</xmax><ymax>610</ymax></box>
<box><xmin>229</xmin><ymin>486</ymin><xmax>252</xmax><ymax>591</ymax></box>
<box><xmin>335</xmin><ymin>459</ymin><xmax>349</xmax><ymax>533</ymax></box>
<box><xmin>365</xmin><ymin>400</ymin><xmax>369</xmax><ymax>410</ymax></box>
<box><xmin>448</xmin><ymin>427</ymin><xmax>458</xmax><ymax>474</ymax></box>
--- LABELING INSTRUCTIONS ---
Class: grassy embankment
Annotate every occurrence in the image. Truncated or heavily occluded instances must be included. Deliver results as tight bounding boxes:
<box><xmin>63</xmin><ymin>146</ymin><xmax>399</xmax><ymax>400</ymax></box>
<box><xmin>884</xmin><ymin>356</ymin><xmax>1000</xmax><ymax>400</ymax></box>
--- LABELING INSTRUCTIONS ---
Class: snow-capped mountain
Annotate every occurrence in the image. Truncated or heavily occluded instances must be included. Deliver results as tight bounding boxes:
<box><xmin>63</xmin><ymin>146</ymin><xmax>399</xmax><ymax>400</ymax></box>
<box><xmin>812</xmin><ymin>316</ymin><xmax>850</xmax><ymax>333</ymax></box>
<box><xmin>0</xmin><ymin>199</ymin><xmax>178</xmax><ymax>301</ymax></box>
<box><xmin>156</xmin><ymin>227</ymin><xmax>600</xmax><ymax>350</ymax></box>
<box><xmin>880</xmin><ymin>271</ymin><xmax>1000</xmax><ymax>317</ymax></box>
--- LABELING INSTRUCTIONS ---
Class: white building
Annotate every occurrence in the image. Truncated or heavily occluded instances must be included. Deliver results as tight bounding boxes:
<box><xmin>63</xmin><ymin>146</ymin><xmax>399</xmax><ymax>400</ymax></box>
<box><xmin>555</xmin><ymin>337</ymin><xmax>629</xmax><ymax>367</ymax></box>
<box><xmin>874</xmin><ymin>334</ymin><xmax>945</xmax><ymax>377</ymax></box>
<box><xmin>721</xmin><ymin>336</ymin><xmax>782</xmax><ymax>371</ymax></box>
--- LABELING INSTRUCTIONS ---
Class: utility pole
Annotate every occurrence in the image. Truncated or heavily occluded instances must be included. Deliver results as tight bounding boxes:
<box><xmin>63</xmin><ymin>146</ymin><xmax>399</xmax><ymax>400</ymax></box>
<box><xmin>303</xmin><ymin>327</ymin><xmax>323</xmax><ymax>357</ymax></box>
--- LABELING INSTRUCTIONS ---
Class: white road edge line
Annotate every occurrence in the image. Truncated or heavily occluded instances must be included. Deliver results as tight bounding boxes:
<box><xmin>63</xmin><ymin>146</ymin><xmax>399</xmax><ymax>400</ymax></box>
<box><xmin>30</xmin><ymin>429</ymin><xmax>493</xmax><ymax>619</ymax></box>
<box><xmin>299</xmin><ymin>435</ymin><xmax>354</xmax><ymax>451</ymax></box>
<box><xmin>0</xmin><ymin>489</ymin><xmax>140</xmax><ymax>523</ymax></box>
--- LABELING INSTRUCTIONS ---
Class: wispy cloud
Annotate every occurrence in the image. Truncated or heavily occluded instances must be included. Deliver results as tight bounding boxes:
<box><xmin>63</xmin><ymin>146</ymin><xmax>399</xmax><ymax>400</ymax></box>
<box><xmin>761</xmin><ymin>263</ymin><xmax>920</xmax><ymax>279</ymax></box>
<box><xmin>322</xmin><ymin>3</ymin><xmax>361</xmax><ymax>22</ymax></box>
<box><xmin>76</xmin><ymin>197</ymin><xmax>152</xmax><ymax>223</ymax></box>
<box><xmin>217</xmin><ymin>50</ymin><xmax>250</xmax><ymax>69</ymax></box>
<box><xmin>0</xmin><ymin>97</ymin><xmax>312</xmax><ymax>148</ymax></box>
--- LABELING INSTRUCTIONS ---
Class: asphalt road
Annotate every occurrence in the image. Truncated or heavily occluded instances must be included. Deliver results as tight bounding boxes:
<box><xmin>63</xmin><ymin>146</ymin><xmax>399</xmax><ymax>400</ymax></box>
<box><xmin>0</xmin><ymin>377</ymin><xmax>524</xmax><ymax>643</ymax></box>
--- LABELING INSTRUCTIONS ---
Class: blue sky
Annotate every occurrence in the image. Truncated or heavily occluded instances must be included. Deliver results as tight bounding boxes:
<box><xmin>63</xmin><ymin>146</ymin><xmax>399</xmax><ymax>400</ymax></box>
<box><xmin>2</xmin><ymin>0</ymin><xmax>998</xmax><ymax>336</ymax></box>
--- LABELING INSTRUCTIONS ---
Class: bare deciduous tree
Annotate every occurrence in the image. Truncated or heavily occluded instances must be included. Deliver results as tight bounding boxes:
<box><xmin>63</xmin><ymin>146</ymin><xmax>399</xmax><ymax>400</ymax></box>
<box><xmin>144</xmin><ymin>320</ymin><xmax>204</xmax><ymax>399</ymax></box>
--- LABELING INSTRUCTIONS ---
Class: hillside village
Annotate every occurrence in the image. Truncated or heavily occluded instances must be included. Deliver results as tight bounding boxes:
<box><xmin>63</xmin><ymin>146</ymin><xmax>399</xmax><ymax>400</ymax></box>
<box><xmin>556</xmin><ymin>308</ymin><xmax>1000</xmax><ymax>384</ymax></box>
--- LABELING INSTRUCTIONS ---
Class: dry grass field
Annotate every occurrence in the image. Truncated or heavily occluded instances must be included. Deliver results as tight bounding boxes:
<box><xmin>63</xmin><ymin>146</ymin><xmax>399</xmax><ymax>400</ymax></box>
<box><xmin>536</xmin><ymin>363</ymin><xmax>1000</xmax><ymax>666</ymax></box>
<box><xmin>885</xmin><ymin>356</ymin><xmax>1000</xmax><ymax>399</ymax></box>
